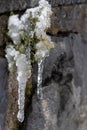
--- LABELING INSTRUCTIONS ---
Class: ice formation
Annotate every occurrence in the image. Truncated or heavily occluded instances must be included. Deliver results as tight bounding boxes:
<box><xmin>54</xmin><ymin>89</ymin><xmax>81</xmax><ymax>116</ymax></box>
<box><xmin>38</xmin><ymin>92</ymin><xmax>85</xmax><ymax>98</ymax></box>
<box><xmin>37</xmin><ymin>55</ymin><xmax>48</xmax><ymax>99</ymax></box>
<box><xmin>5</xmin><ymin>0</ymin><xmax>54</xmax><ymax>122</ymax></box>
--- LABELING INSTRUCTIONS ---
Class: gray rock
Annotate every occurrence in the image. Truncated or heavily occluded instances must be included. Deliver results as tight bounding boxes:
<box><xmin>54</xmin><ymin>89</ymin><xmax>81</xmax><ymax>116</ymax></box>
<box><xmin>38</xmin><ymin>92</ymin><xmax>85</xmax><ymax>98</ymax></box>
<box><xmin>26</xmin><ymin>34</ymin><xmax>87</xmax><ymax>130</ymax></box>
<box><xmin>51</xmin><ymin>4</ymin><xmax>87</xmax><ymax>34</ymax></box>
<box><xmin>0</xmin><ymin>58</ymin><xmax>8</xmax><ymax>130</ymax></box>
<box><xmin>0</xmin><ymin>0</ymin><xmax>87</xmax><ymax>14</ymax></box>
<box><xmin>0</xmin><ymin>15</ymin><xmax>8</xmax><ymax>47</ymax></box>
<box><xmin>26</xmin><ymin>82</ymin><xmax>59</xmax><ymax>130</ymax></box>
<box><xmin>0</xmin><ymin>0</ymin><xmax>30</xmax><ymax>14</ymax></box>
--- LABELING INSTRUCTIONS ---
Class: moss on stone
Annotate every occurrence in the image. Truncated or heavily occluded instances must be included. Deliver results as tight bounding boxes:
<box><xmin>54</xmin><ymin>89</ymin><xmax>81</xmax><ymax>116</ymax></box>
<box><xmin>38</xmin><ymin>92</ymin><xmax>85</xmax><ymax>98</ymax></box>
<box><xmin>47</xmin><ymin>27</ymin><xmax>59</xmax><ymax>35</ymax></box>
<box><xmin>25</xmin><ymin>82</ymin><xmax>32</xmax><ymax>96</ymax></box>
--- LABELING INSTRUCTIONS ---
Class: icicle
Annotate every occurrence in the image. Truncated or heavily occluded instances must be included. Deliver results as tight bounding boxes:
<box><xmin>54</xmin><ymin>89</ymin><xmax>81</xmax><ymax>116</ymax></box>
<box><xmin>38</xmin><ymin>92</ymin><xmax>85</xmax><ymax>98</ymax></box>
<box><xmin>16</xmin><ymin>53</ymin><xmax>31</xmax><ymax>122</ymax></box>
<box><xmin>37</xmin><ymin>54</ymin><xmax>49</xmax><ymax>99</ymax></box>
<box><xmin>37</xmin><ymin>59</ymin><xmax>44</xmax><ymax>99</ymax></box>
<box><xmin>17</xmin><ymin>80</ymin><xmax>26</xmax><ymax>122</ymax></box>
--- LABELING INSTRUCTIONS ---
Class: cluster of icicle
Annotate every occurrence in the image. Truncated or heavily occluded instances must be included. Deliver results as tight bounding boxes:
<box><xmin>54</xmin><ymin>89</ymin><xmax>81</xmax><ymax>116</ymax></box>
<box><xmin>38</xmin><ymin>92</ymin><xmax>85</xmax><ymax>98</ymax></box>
<box><xmin>5</xmin><ymin>0</ymin><xmax>54</xmax><ymax>123</ymax></box>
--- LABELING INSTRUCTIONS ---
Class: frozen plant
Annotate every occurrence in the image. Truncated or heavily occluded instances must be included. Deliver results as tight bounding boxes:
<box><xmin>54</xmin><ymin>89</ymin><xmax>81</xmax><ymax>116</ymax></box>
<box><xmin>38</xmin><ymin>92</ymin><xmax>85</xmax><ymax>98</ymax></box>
<box><xmin>5</xmin><ymin>0</ymin><xmax>54</xmax><ymax>122</ymax></box>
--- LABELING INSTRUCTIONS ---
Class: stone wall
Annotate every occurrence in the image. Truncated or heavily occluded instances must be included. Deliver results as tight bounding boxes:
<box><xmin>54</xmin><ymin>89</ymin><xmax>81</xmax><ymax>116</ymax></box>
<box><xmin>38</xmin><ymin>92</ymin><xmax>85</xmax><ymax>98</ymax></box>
<box><xmin>0</xmin><ymin>0</ymin><xmax>87</xmax><ymax>130</ymax></box>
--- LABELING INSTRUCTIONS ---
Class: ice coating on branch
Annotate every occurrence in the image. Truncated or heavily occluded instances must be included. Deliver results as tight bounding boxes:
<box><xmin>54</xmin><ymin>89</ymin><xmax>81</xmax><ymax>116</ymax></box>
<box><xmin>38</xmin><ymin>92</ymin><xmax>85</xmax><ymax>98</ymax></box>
<box><xmin>6</xmin><ymin>0</ymin><xmax>54</xmax><ymax>122</ymax></box>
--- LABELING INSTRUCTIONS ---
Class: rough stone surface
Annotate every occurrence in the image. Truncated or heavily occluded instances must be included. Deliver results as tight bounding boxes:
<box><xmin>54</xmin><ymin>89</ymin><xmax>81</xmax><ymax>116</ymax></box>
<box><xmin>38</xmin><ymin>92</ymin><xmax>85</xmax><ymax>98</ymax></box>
<box><xmin>5</xmin><ymin>65</ymin><xmax>19</xmax><ymax>130</ymax></box>
<box><xmin>27</xmin><ymin>83</ymin><xmax>59</xmax><ymax>130</ymax></box>
<box><xmin>26</xmin><ymin>34</ymin><xmax>87</xmax><ymax>130</ymax></box>
<box><xmin>50</xmin><ymin>4</ymin><xmax>87</xmax><ymax>34</ymax></box>
<box><xmin>0</xmin><ymin>0</ymin><xmax>30</xmax><ymax>13</ymax></box>
<box><xmin>29</xmin><ymin>0</ymin><xmax>87</xmax><ymax>7</ymax></box>
<box><xmin>0</xmin><ymin>0</ymin><xmax>87</xmax><ymax>13</ymax></box>
<box><xmin>0</xmin><ymin>58</ymin><xmax>8</xmax><ymax>130</ymax></box>
<box><xmin>0</xmin><ymin>15</ymin><xmax>8</xmax><ymax>47</ymax></box>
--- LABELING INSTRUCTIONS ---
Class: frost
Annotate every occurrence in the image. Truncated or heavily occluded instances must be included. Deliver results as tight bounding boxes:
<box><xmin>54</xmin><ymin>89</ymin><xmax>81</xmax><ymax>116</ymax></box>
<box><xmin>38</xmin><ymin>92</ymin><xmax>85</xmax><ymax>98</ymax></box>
<box><xmin>8</xmin><ymin>15</ymin><xmax>23</xmax><ymax>45</ymax></box>
<box><xmin>5</xmin><ymin>0</ymin><xmax>54</xmax><ymax>122</ymax></box>
<box><xmin>5</xmin><ymin>45</ymin><xmax>19</xmax><ymax>68</ymax></box>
